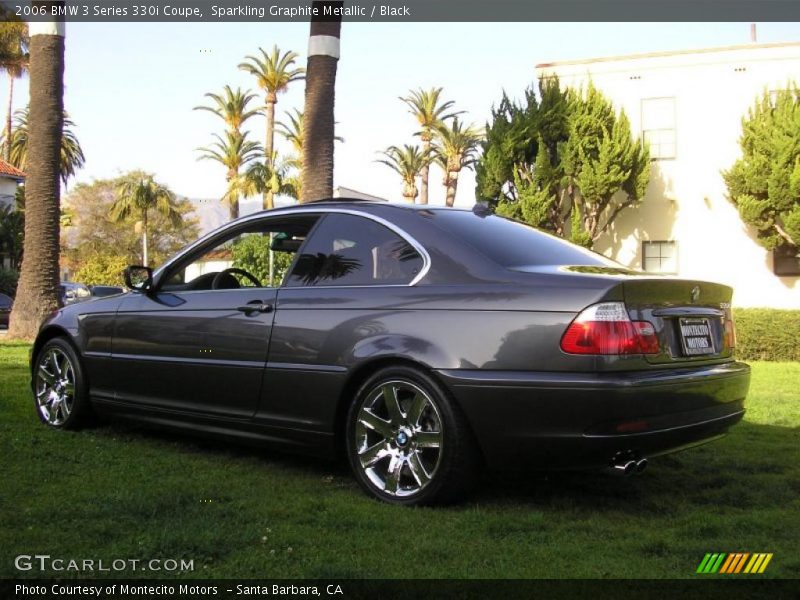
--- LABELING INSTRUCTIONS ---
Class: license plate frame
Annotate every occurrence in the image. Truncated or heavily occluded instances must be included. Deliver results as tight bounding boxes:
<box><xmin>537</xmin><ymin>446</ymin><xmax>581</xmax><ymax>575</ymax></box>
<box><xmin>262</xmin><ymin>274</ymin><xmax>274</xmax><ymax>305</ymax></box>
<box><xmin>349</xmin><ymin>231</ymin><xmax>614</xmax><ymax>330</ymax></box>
<box><xmin>678</xmin><ymin>317</ymin><xmax>715</xmax><ymax>356</ymax></box>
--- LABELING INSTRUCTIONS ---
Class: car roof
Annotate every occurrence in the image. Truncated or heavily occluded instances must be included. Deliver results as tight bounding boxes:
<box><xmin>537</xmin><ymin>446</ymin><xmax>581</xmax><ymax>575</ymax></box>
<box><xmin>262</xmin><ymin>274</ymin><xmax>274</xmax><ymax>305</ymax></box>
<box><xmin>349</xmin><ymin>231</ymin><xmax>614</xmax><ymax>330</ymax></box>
<box><xmin>254</xmin><ymin>198</ymin><xmax>473</xmax><ymax>215</ymax></box>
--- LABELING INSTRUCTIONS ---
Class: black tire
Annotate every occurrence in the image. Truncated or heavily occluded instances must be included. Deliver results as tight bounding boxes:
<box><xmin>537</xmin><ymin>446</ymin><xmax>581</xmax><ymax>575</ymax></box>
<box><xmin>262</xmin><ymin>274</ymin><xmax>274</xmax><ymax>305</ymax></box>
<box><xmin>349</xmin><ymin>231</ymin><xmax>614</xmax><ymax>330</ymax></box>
<box><xmin>33</xmin><ymin>337</ymin><xmax>93</xmax><ymax>430</ymax></box>
<box><xmin>345</xmin><ymin>365</ymin><xmax>480</xmax><ymax>505</ymax></box>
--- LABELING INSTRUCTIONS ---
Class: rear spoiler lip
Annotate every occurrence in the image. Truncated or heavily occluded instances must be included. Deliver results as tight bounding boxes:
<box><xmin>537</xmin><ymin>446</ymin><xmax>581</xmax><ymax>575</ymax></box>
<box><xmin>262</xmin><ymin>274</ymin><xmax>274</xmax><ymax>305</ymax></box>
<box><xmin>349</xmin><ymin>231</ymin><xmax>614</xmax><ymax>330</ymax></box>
<box><xmin>652</xmin><ymin>307</ymin><xmax>725</xmax><ymax>317</ymax></box>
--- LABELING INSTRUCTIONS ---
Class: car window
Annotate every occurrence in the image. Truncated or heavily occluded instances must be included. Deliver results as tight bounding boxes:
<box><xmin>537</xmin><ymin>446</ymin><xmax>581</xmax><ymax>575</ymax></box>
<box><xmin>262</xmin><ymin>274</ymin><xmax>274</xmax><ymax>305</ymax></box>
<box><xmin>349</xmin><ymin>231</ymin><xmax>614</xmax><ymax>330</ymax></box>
<box><xmin>161</xmin><ymin>215</ymin><xmax>318</xmax><ymax>292</ymax></box>
<box><xmin>0</xmin><ymin>293</ymin><xmax>11</xmax><ymax>308</ymax></box>
<box><xmin>428</xmin><ymin>210</ymin><xmax>620</xmax><ymax>268</ymax></box>
<box><xmin>286</xmin><ymin>213</ymin><xmax>424</xmax><ymax>287</ymax></box>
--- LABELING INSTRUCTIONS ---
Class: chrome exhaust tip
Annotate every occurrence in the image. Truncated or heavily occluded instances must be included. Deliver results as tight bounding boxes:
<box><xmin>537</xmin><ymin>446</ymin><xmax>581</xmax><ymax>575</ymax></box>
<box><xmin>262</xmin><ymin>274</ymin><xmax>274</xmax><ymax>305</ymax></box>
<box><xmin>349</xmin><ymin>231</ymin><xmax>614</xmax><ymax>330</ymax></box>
<box><xmin>611</xmin><ymin>460</ymin><xmax>637</xmax><ymax>477</ymax></box>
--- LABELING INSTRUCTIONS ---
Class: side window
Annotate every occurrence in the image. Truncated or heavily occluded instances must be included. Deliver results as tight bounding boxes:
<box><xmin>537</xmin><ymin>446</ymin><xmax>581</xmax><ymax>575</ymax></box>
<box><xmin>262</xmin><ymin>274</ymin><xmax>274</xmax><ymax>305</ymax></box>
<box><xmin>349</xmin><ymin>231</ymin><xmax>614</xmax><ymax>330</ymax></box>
<box><xmin>162</xmin><ymin>216</ymin><xmax>317</xmax><ymax>292</ymax></box>
<box><xmin>286</xmin><ymin>213</ymin><xmax>424</xmax><ymax>287</ymax></box>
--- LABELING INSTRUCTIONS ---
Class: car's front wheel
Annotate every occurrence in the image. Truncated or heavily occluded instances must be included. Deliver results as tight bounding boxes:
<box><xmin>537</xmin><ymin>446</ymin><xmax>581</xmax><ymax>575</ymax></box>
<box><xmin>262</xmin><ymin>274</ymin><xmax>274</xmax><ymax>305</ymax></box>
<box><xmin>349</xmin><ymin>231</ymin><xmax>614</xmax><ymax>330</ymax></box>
<box><xmin>346</xmin><ymin>366</ymin><xmax>479</xmax><ymax>505</ymax></box>
<box><xmin>33</xmin><ymin>338</ymin><xmax>92</xmax><ymax>429</ymax></box>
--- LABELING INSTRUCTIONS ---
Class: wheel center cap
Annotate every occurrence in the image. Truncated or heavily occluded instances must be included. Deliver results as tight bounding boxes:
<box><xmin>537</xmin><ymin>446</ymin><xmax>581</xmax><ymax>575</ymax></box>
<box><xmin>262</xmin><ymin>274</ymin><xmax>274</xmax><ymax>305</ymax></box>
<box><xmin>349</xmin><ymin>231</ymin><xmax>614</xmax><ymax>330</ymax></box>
<box><xmin>396</xmin><ymin>430</ymin><xmax>410</xmax><ymax>447</ymax></box>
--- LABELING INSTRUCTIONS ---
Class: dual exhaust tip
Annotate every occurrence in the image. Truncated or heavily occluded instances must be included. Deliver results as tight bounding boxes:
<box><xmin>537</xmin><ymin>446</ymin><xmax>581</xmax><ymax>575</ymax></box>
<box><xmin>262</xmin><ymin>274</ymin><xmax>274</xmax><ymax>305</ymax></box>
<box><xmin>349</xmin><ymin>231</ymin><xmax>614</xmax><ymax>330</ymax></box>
<box><xmin>610</xmin><ymin>455</ymin><xmax>648</xmax><ymax>477</ymax></box>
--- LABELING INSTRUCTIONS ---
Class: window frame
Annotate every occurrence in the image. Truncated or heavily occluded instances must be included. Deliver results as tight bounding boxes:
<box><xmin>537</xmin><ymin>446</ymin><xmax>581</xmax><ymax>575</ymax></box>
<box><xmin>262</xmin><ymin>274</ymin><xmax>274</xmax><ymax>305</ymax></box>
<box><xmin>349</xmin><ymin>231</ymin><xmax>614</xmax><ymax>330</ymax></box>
<box><xmin>284</xmin><ymin>212</ymin><xmax>427</xmax><ymax>289</ymax></box>
<box><xmin>154</xmin><ymin>214</ymin><xmax>322</xmax><ymax>295</ymax></box>
<box><xmin>642</xmin><ymin>240</ymin><xmax>678</xmax><ymax>275</ymax></box>
<box><xmin>773</xmin><ymin>246</ymin><xmax>800</xmax><ymax>277</ymax></box>
<box><xmin>151</xmin><ymin>208</ymin><xmax>432</xmax><ymax>292</ymax></box>
<box><xmin>641</xmin><ymin>96</ymin><xmax>677</xmax><ymax>160</ymax></box>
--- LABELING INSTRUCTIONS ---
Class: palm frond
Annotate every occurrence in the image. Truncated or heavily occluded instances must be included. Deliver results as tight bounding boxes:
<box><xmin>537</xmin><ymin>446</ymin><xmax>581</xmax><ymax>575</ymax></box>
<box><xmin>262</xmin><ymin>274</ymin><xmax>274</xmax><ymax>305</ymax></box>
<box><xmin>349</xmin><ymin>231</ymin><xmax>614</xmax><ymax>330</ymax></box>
<box><xmin>8</xmin><ymin>106</ymin><xmax>85</xmax><ymax>185</ymax></box>
<box><xmin>193</xmin><ymin>85</ymin><xmax>258</xmax><ymax>130</ymax></box>
<box><xmin>238</xmin><ymin>45</ymin><xmax>305</xmax><ymax>99</ymax></box>
<box><xmin>400</xmin><ymin>87</ymin><xmax>463</xmax><ymax>132</ymax></box>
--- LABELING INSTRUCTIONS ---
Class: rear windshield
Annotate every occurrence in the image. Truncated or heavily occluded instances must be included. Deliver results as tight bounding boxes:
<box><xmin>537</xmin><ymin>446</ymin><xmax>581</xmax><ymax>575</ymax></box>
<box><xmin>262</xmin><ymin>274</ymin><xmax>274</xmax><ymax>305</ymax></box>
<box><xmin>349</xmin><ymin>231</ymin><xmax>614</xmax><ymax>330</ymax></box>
<box><xmin>428</xmin><ymin>210</ymin><xmax>619</xmax><ymax>268</ymax></box>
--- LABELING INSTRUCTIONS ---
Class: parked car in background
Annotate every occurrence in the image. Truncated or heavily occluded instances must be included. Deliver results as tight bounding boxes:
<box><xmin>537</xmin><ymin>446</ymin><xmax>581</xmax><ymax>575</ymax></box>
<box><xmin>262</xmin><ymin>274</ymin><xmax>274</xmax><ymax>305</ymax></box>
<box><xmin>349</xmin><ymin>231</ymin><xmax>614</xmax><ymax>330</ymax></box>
<box><xmin>30</xmin><ymin>200</ymin><xmax>750</xmax><ymax>505</ymax></box>
<box><xmin>59</xmin><ymin>282</ymin><xmax>91</xmax><ymax>307</ymax></box>
<box><xmin>89</xmin><ymin>285</ymin><xmax>125</xmax><ymax>298</ymax></box>
<box><xmin>0</xmin><ymin>292</ymin><xmax>12</xmax><ymax>329</ymax></box>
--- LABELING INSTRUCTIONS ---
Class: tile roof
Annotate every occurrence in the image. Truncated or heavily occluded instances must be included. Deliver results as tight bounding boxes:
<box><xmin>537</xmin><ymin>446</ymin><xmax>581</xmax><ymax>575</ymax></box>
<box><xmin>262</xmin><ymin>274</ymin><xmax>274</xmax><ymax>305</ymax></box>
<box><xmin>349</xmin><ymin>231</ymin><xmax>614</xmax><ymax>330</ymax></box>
<box><xmin>0</xmin><ymin>159</ymin><xmax>25</xmax><ymax>180</ymax></box>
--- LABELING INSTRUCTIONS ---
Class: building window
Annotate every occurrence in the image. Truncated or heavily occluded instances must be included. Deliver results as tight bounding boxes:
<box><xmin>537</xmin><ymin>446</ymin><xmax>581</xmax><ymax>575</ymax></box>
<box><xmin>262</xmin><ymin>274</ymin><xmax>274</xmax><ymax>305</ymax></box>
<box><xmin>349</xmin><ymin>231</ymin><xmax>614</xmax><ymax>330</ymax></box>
<box><xmin>773</xmin><ymin>246</ymin><xmax>800</xmax><ymax>277</ymax></box>
<box><xmin>642</xmin><ymin>241</ymin><xmax>677</xmax><ymax>274</ymax></box>
<box><xmin>641</xmin><ymin>97</ymin><xmax>676</xmax><ymax>160</ymax></box>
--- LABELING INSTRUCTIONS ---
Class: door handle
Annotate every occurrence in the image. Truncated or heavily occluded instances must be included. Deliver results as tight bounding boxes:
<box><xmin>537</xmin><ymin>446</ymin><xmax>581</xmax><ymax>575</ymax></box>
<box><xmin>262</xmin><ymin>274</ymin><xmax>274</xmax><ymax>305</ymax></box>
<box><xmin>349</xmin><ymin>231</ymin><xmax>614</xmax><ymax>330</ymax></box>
<box><xmin>236</xmin><ymin>302</ymin><xmax>273</xmax><ymax>314</ymax></box>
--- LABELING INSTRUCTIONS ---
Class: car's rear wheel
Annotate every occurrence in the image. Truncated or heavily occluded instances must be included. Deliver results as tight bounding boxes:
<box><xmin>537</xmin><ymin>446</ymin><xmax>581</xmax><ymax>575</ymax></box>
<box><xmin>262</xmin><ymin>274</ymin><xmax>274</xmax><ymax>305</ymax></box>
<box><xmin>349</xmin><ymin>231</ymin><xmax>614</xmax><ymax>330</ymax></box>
<box><xmin>34</xmin><ymin>338</ymin><xmax>92</xmax><ymax>429</ymax></box>
<box><xmin>346</xmin><ymin>365</ymin><xmax>479</xmax><ymax>505</ymax></box>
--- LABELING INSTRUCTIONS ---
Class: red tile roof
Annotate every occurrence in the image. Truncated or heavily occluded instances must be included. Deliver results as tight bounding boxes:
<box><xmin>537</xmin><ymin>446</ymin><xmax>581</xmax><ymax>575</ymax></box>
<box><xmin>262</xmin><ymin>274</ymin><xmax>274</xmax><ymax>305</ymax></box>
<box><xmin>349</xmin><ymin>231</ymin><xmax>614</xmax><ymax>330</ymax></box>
<box><xmin>0</xmin><ymin>159</ymin><xmax>25</xmax><ymax>179</ymax></box>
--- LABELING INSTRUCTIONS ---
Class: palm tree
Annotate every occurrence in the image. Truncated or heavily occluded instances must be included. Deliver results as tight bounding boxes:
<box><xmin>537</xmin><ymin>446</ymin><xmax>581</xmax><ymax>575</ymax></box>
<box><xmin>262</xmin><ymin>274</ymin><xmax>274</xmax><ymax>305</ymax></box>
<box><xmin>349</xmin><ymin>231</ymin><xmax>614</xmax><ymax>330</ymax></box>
<box><xmin>277</xmin><ymin>108</ymin><xmax>344</xmax><ymax>167</ymax></box>
<box><xmin>224</xmin><ymin>155</ymin><xmax>297</xmax><ymax>287</ymax></box>
<box><xmin>196</xmin><ymin>130</ymin><xmax>262</xmax><ymax>220</ymax></box>
<box><xmin>0</xmin><ymin>18</ymin><xmax>29</xmax><ymax>162</ymax></box>
<box><xmin>400</xmin><ymin>88</ymin><xmax>461</xmax><ymax>205</ymax></box>
<box><xmin>226</xmin><ymin>154</ymin><xmax>297</xmax><ymax>202</ymax></box>
<box><xmin>433</xmin><ymin>118</ymin><xmax>483</xmax><ymax>207</ymax></box>
<box><xmin>193</xmin><ymin>85</ymin><xmax>258</xmax><ymax>132</ymax></box>
<box><xmin>194</xmin><ymin>86</ymin><xmax>259</xmax><ymax>217</ymax></box>
<box><xmin>276</xmin><ymin>108</ymin><xmax>343</xmax><ymax>200</ymax></box>
<box><xmin>301</xmin><ymin>5</ymin><xmax>341</xmax><ymax>202</ymax></box>
<box><xmin>8</xmin><ymin>107</ymin><xmax>85</xmax><ymax>186</ymax></box>
<box><xmin>377</xmin><ymin>145</ymin><xmax>432</xmax><ymax>203</ymax></box>
<box><xmin>109</xmin><ymin>174</ymin><xmax>183</xmax><ymax>267</ymax></box>
<box><xmin>8</xmin><ymin>18</ymin><xmax>64</xmax><ymax>339</ymax></box>
<box><xmin>276</xmin><ymin>108</ymin><xmax>305</xmax><ymax>170</ymax></box>
<box><xmin>239</xmin><ymin>45</ymin><xmax>304</xmax><ymax>209</ymax></box>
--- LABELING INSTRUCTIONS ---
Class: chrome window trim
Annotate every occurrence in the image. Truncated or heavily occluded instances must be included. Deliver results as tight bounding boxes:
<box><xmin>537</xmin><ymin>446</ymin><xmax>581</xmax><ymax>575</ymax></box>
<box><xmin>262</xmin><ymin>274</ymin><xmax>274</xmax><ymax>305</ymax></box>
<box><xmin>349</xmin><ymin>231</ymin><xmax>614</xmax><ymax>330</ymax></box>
<box><xmin>153</xmin><ymin>207</ymin><xmax>432</xmax><ymax>289</ymax></box>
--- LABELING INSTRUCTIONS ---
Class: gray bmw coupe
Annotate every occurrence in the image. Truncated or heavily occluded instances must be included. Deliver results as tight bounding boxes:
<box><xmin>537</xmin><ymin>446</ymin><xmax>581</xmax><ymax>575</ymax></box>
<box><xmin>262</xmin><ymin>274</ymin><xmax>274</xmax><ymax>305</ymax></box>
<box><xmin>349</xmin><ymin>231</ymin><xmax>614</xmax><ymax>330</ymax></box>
<box><xmin>31</xmin><ymin>200</ymin><xmax>750</xmax><ymax>505</ymax></box>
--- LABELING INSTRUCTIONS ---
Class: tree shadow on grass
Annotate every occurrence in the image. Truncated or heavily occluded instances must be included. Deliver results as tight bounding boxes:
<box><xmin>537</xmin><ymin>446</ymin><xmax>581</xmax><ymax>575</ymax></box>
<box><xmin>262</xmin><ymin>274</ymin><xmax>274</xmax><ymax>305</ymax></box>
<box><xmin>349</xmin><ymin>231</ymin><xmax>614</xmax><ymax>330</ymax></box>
<box><xmin>95</xmin><ymin>418</ymin><xmax>352</xmax><ymax>478</ymax></box>
<box><xmin>89</xmin><ymin>417</ymin><xmax>800</xmax><ymax>517</ymax></box>
<box><xmin>472</xmin><ymin>421</ymin><xmax>800</xmax><ymax>514</ymax></box>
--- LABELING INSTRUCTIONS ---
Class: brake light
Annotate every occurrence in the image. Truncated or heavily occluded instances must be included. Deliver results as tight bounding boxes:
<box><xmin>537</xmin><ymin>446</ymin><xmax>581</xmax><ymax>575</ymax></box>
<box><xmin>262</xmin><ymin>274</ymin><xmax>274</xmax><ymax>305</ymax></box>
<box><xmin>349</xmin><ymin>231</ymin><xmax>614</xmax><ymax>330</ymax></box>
<box><xmin>723</xmin><ymin>310</ymin><xmax>736</xmax><ymax>350</ymax></box>
<box><xmin>560</xmin><ymin>302</ymin><xmax>660</xmax><ymax>355</ymax></box>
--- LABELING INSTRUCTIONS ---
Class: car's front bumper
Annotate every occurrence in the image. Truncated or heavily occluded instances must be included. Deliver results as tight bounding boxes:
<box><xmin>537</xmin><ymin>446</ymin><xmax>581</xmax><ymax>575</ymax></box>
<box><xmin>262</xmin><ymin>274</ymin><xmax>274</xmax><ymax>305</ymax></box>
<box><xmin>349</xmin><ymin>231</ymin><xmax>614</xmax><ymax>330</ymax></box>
<box><xmin>436</xmin><ymin>361</ymin><xmax>750</xmax><ymax>470</ymax></box>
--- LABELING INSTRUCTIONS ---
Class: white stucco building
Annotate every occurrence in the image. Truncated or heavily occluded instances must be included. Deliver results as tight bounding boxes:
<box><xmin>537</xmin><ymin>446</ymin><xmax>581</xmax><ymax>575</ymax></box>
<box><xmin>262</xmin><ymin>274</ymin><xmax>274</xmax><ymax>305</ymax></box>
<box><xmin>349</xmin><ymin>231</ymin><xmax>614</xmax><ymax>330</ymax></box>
<box><xmin>0</xmin><ymin>159</ymin><xmax>24</xmax><ymax>209</ymax></box>
<box><xmin>537</xmin><ymin>42</ymin><xmax>800</xmax><ymax>308</ymax></box>
<box><xmin>0</xmin><ymin>159</ymin><xmax>25</xmax><ymax>270</ymax></box>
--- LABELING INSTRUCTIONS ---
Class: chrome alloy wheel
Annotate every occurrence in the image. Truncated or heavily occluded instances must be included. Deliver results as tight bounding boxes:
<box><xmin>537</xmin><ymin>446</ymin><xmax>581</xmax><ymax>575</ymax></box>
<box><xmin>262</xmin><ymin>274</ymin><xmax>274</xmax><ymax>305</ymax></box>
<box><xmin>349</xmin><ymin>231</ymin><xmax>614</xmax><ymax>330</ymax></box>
<box><xmin>354</xmin><ymin>380</ymin><xmax>444</xmax><ymax>498</ymax></box>
<box><xmin>35</xmin><ymin>347</ymin><xmax>76</xmax><ymax>426</ymax></box>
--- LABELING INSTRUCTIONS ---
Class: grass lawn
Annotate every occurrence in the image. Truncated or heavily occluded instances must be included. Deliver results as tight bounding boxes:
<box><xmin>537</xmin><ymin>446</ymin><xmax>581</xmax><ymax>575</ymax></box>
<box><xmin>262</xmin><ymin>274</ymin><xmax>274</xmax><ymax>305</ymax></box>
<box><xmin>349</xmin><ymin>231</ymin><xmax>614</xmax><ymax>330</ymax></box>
<box><xmin>1</xmin><ymin>340</ymin><xmax>798</xmax><ymax>579</ymax></box>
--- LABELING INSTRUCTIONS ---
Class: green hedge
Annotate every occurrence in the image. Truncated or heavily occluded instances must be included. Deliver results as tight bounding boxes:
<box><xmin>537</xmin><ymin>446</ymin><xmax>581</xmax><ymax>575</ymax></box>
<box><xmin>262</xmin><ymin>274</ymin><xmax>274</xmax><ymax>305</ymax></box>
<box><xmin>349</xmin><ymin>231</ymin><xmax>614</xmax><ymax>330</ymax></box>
<box><xmin>734</xmin><ymin>308</ymin><xmax>800</xmax><ymax>362</ymax></box>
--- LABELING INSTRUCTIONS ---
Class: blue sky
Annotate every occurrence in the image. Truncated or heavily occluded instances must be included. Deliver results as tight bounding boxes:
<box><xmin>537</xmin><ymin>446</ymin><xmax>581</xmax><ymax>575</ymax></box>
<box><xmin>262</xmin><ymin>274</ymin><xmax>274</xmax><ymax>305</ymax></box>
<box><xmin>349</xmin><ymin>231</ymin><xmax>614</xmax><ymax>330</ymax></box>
<box><xmin>5</xmin><ymin>21</ymin><xmax>800</xmax><ymax>209</ymax></box>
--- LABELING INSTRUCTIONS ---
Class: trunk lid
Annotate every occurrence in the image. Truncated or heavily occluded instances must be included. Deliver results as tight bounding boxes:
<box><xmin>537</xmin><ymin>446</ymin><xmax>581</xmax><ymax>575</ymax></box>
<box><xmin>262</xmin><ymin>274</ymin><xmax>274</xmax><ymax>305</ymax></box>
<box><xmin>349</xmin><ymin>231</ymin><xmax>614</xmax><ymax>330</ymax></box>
<box><xmin>622</xmin><ymin>278</ymin><xmax>734</xmax><ymax>364</ymax></box>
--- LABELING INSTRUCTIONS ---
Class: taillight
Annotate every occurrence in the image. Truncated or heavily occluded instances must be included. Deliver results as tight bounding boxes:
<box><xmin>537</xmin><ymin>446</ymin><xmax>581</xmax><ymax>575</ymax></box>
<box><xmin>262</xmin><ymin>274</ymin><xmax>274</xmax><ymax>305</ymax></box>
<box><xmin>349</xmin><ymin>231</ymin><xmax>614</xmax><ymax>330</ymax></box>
<box><xmin>560</xmin><ymin>302</ymin><xmax>660</xmax><ymax>355</ymax></box>
<box><xmin>723</xmin><ymin>309</ymin><xmax>736</xmax><ymax>350</ymax></box>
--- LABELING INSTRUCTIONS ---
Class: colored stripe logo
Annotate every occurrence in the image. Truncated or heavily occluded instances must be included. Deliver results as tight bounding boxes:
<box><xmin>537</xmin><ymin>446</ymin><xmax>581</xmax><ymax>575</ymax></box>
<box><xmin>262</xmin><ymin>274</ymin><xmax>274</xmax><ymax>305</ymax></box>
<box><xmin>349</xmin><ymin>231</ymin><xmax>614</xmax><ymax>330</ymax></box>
<box><xmin>696</xmin><ymin>553</ymin><xmax>773</xmax><ymax>574</ymax></box>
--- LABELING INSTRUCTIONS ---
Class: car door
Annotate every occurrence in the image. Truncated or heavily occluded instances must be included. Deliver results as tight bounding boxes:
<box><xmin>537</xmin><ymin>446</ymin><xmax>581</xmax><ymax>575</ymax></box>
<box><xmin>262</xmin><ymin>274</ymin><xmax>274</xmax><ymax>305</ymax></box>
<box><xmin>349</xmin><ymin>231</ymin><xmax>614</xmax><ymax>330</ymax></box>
<box><xmin>259</xmin><ymin>212</ymin><xmax>426</xmax><ymax>433</ymax></box>
<box><xmin>111</xmin><ymin>215</ymin><xmax>317</xmax><ymax>418</ymax></box>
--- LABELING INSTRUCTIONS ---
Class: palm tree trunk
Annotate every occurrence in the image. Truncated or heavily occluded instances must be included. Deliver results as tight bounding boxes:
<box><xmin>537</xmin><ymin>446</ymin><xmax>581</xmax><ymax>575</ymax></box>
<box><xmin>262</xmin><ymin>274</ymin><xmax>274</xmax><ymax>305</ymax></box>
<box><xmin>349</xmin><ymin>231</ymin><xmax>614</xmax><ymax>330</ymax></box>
<box><xmin>301</xmin><ymin>2</ymin><xmax>341</xmax><ymax>203</ymax></box>
<box><xmin>264</xmin><ymin>96</ymin><xmax>276</xmax><ymax>210</ymax></box>
<box><xmin>226</xmin><ymin>168</ymin><xmax>239</xmax><ymax>220</ymax></box>
<box><xmin>141</xmin><ymin>210</ymin><xmax>149</xmax><ymax>267</ymax></box>
<box><xmin>419</xmin><ymin>136</ymin><xmax>430</xmax><ymax>205</ymax></box>
<box><xmin>5</xmin><ymin>75</ymin><xmax>14</xmax><ymax>162</ymax></box>
<box><xmin>8</xmin><ymin>17</ymin><xmax>65</xmax><ymax>339</ymax></box>
<box><xmin>446</xmin><ymin>171</ymin><xmax>459</xmax><ymax>207</ymax></box>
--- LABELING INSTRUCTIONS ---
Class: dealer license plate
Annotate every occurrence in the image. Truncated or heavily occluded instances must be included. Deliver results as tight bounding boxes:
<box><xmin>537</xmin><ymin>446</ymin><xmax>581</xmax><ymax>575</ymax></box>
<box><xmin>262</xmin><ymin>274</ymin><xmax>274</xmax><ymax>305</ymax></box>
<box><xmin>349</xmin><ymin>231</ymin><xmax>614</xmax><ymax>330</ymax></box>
<box><xmin>679</xmin><ymin>317</ymin><xmax>715</xmax><ymax>356</ymax></box>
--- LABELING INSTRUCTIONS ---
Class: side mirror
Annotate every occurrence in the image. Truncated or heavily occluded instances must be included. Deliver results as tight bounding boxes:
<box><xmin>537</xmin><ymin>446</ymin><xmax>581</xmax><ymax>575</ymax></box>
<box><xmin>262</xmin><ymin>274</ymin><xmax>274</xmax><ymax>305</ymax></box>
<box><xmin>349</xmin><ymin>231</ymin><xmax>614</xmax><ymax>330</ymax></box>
<box><xmin>124</xmin><ymin>265</ymin><xmax>153</xmax><ymax>292</ymax></box>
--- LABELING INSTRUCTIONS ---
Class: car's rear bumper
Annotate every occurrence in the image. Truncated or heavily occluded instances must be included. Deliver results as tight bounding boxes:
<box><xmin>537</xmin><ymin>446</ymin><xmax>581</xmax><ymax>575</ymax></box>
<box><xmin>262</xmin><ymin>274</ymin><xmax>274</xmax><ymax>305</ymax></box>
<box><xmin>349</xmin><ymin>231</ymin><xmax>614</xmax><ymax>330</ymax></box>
<box><xmin>435</xmin><ymin>361</ymin><xmax>750</xmax><ymax>470</ymax></box>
